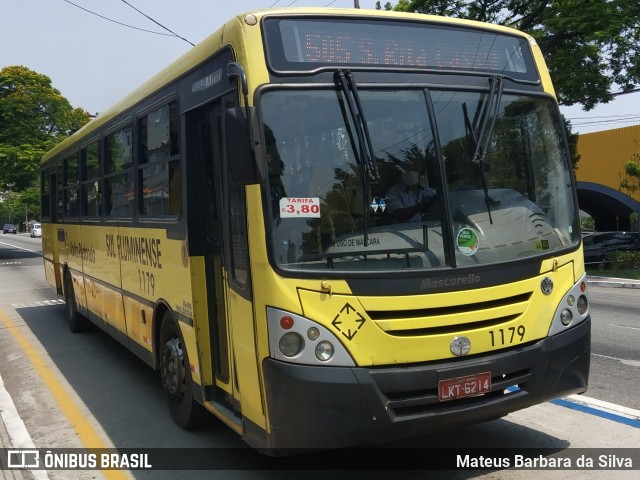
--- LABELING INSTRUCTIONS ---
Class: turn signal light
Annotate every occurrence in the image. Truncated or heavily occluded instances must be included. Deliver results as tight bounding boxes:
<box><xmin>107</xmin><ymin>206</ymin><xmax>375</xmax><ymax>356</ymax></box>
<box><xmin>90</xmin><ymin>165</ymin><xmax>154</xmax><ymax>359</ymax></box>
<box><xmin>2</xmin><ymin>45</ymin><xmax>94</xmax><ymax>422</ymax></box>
<box><xmin>280</xmin><ymin>316</ymin><xmax>294</xmax><ymax>329</ymax></box>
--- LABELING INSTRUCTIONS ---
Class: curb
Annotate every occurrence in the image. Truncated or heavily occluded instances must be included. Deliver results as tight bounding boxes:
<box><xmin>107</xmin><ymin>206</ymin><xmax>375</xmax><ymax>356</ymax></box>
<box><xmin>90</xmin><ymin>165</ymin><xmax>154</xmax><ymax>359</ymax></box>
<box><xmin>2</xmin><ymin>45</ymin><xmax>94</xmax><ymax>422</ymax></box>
<box><xmin>586</xmin><ymin>276</ymin><xmax>640</xmax><ymax>289</ymax></box>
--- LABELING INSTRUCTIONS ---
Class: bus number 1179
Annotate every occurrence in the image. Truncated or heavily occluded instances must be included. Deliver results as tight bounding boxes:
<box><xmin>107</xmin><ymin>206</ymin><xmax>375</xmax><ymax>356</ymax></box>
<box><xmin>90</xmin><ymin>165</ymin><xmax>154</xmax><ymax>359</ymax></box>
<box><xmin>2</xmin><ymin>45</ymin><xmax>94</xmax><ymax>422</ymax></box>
<box><xmin>489</xmin><ymin>325</ymin><xmax>526</xmax><ymax>347</ymax></box>
<box><xmin>138</xmin><ymin>270</ymin><xmax>155</xmax><ymax>296</ymax></box>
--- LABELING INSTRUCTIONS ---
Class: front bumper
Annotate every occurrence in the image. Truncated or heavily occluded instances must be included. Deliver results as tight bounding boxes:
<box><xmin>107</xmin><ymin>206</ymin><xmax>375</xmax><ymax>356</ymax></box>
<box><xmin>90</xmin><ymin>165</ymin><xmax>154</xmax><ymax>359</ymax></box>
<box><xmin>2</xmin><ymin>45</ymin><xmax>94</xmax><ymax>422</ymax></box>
<box><xmin>262</xmin><ymin>316</ymin><xmax>590</xmax><ymax>451</ymax></box>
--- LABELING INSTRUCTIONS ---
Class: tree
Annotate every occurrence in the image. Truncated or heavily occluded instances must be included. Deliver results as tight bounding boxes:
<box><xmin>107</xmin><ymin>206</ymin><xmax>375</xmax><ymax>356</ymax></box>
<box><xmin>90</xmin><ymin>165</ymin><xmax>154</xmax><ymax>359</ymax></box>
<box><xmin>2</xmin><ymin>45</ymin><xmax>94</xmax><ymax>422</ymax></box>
<box><xmin>0</xmin><ymin>184</ymin><xmax>40</xmax><ymax>228</ymax></box>
<box><xmin>375</xmin><ymin>1</ymin><xmax>394</xmax><ymax>9</ymax></box>
<box><xmin>620</xmin><ymin>153</ymin><xmax>640</xmax><ymax>197</ymax></box>
<box><xmin>0</xmin><ymin>66</ymin><xmax>90</xmax><ymax>191</ymax></box>
<box><xmin>563</xmin><ymin>115</ymin><xmax>581</xmax><ymax>171</ymax></box>
<box><xmin>384</xmin><ymin>0</ymin><xmax>640</xmax><ymax>110</ymax></box>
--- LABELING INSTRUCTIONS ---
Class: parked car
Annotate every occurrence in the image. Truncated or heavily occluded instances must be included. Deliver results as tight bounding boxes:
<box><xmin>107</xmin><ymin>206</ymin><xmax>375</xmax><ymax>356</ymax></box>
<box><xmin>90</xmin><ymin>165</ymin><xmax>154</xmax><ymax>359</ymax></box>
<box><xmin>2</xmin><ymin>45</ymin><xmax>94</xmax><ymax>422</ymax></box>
<box><xmin>583</xmin><ymin>231</ymin><xmax>640</xmax><ymax>267</ymax></box>
<box><xmin>30</xmin><ymin>223</ymin><xmax>42</xmax><ymax>238</ymax></box>
<box><xmin>3</xmin><ymin>223</ymin><xmax>17</xmax><ymax>234</ymax></box>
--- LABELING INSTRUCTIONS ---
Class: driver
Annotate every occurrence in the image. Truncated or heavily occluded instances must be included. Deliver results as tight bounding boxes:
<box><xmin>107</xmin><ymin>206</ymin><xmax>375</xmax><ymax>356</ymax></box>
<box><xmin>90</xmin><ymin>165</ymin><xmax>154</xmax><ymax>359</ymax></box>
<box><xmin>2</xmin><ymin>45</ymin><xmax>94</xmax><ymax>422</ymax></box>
<box><xmin>385</xmin><ymin>170</ymin><xmax>436</xmax><ymax>222</ymax></box>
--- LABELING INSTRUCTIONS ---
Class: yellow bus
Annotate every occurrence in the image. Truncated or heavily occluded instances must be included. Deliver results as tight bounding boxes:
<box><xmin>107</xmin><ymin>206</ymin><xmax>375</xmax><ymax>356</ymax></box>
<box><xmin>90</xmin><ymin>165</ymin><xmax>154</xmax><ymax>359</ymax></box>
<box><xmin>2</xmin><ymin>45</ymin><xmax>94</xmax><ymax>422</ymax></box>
<box><xmin>41</xmin><ymin>8</ymin><xmax>590</xmax><ymax>453</ymax></box>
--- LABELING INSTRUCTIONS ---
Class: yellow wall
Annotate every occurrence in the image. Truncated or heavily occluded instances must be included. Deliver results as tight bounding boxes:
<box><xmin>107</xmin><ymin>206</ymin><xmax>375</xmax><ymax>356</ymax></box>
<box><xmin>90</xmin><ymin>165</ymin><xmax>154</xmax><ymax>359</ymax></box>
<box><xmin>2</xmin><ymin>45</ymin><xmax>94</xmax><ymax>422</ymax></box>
<box><xmin>576</xmin><ymin>125</ymin><xmax>640</xmax><ymax>202</ymax></box>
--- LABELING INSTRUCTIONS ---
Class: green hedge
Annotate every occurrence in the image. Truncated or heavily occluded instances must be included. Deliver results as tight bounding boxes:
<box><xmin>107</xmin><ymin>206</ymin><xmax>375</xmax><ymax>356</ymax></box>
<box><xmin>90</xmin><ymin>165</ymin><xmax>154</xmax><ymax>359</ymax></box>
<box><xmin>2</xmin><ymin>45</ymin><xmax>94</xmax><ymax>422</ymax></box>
<box><xmin>607</xmin><ymin>251</ymin><xmax>640</xmax><ymax>270</ymax></box>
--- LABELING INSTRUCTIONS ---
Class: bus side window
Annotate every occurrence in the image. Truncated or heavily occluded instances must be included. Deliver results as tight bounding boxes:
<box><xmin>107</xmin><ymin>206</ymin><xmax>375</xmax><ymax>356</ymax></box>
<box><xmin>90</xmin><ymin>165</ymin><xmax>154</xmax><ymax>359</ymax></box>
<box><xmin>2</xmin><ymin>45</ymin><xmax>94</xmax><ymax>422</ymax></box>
<box><xmin>63</xmin><ymin>153</ymin><xmax>79</xmax><ymax>219</ymax></box>
<box><xmin>80</xmin><ymin>141</ymin><xmax>102</xmax><ymax>218</ymax></box>
<box><xmin>138</xmin><ymin>101</ymin><xmax>181</xmax><ymax>217</ymax></box>
<box><xmin>41</xmin><ymin>169</ymin><xmax>51</xmax><ymax>220</ymax></box>
<box><xmin>104</xmin><ymin>125</ymin><xmax>134</xmax><ymax>218</ymax></box>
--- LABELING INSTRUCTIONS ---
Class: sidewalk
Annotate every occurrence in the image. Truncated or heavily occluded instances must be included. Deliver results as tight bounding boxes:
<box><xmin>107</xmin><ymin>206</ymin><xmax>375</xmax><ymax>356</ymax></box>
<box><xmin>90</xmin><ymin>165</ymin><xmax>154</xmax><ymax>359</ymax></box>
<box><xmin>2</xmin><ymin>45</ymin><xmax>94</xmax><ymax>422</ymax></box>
<box><xmin>0</xmin><ymin>412</ymin><xmax>24</xmax><ymax>480</ymax></box>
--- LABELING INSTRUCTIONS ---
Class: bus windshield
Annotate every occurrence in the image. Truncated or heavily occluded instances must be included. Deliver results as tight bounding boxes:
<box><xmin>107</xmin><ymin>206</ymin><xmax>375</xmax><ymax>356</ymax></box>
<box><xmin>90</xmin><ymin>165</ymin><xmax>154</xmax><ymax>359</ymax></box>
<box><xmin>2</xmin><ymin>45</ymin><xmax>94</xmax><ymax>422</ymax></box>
<box><xmin>261</xmin><ymin>86</ymin><xmax>579</xmax><ymax>271</ymax></box>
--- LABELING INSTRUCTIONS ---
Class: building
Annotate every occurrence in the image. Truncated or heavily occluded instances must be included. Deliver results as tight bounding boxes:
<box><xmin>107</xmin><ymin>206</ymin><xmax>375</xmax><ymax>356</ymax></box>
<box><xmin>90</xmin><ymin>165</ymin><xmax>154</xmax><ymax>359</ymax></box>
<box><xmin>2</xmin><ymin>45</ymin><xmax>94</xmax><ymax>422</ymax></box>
<box><xmin>575</xmin><ymin>125</ymin><xmax>640</xmax><ymax>231</ymax></box>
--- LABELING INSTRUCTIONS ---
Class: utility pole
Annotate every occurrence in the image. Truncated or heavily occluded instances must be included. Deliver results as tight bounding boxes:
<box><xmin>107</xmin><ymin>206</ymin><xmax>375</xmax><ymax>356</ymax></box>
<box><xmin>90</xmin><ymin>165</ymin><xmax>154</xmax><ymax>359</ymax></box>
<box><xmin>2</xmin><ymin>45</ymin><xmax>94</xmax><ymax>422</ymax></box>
<box><xmin>354</xmin><ymin>1</ymin><xmax>360</xmax><ymax>8</ymax></box>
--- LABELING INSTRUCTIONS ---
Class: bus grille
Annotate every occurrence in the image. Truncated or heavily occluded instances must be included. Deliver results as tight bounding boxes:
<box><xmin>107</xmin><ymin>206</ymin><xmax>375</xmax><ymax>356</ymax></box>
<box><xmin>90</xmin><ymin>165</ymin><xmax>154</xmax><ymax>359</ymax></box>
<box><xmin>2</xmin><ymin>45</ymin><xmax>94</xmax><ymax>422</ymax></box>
<box><xmin>366</xmin><ymin>292</ymin><xmax>532</xmax><ymax>336</ymax></box>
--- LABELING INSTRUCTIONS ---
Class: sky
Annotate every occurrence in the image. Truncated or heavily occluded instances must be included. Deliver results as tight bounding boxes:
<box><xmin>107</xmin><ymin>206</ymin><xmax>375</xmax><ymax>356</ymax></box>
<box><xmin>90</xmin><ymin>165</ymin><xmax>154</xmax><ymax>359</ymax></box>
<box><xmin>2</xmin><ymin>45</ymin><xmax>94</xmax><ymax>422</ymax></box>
<box><xmin>1</xmin><ymin>0</ymin><xmax>638</xmax><ymax>134</ymax></box>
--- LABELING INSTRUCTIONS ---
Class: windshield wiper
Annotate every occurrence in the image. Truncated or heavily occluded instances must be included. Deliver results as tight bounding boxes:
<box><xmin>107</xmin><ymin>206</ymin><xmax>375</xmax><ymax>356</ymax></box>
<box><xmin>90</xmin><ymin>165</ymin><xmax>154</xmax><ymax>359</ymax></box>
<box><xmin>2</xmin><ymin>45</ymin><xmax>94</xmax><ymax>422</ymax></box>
<box><xmin>334</xmin><ymin>70</ymin><xmax>380</xmax><ymax>180</ymax></box>
<box><xmin>463</xmin><ymin>75</ymin><xmax>504</xmax><ymax>224</ymax></box>
<box><xmin>334</xmin><ymin>70</ymin><xmax>379</xmax><ymax>246</ymax></box>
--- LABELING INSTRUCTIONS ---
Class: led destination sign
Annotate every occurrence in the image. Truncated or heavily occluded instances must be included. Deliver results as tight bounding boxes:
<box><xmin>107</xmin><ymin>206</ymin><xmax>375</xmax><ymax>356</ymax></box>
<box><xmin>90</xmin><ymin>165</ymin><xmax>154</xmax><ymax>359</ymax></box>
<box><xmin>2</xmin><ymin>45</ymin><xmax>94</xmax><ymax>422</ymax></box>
<box><xmin>263</xmin><ymin>17</ymin><xmax>538</xmax><ymax>81</ymax></box>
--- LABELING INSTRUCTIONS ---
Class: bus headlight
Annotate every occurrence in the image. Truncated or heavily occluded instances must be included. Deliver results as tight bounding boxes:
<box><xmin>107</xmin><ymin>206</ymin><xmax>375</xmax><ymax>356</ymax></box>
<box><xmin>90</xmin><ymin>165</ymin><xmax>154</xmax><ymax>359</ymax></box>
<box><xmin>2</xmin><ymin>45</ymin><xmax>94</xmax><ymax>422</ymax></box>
<box><xmin>307</xmin><ymin>327</ymin><xmax>320</xmax><ymax>341</ymax></box>
<box><xmin>315</xmin><ymin>341</ymin><xmax>334</xmax><ymax>361</ymax></box>
<box><xmin>577</xmin><ymin>295</ymin><xmax>588</xmax><ymax>315</ymax></box>
<box><xmin>267</xmin><ymin>307</ymin><xmax>356</xmax><ymax>366</ymax></box>
<box><xmin>279</xmin><ymin>332</ymin><xmax>304</xmax><ymax>357</ymax></box>
<box><xmin>548</xmin><ymin>274</ymin><xmax>589</xmax><ymax>336</ymax></box>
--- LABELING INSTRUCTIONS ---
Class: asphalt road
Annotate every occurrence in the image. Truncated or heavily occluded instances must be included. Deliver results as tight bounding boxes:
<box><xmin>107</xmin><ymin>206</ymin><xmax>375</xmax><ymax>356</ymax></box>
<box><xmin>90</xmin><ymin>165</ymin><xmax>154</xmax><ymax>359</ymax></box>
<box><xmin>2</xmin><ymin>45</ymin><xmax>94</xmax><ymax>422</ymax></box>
<box><xmin>3</xmin><ymin>233</ymin><xmax>638</xmax><ymax>411</ymax></box>
<box><xmin>587</xmin><ymin>285</ymin><xmax>640</xmax><ymax>409</ymax></box>
<box><xmin>1</xmin><ymin>234</ymin><xmax>639</xmax><ymax>479</ymax></box>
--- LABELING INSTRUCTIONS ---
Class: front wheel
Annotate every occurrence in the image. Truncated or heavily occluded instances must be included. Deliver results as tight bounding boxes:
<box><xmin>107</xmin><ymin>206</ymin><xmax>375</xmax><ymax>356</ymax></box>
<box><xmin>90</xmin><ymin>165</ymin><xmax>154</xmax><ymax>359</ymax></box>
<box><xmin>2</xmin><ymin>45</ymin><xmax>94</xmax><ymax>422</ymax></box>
<box><xmin>159</xmin><ymin>312</ymin><xmax>206</xmax><ymax>429</ymax></box>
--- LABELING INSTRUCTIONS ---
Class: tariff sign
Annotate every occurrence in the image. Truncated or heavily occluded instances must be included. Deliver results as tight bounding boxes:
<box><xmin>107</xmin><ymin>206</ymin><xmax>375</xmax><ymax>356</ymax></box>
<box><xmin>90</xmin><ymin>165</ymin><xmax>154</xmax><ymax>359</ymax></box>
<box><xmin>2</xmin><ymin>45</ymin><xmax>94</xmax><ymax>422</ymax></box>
<box><xmin>279</xmin><ymin>197</ymin><xmax>321</xmax><ymax>218</ymax></box>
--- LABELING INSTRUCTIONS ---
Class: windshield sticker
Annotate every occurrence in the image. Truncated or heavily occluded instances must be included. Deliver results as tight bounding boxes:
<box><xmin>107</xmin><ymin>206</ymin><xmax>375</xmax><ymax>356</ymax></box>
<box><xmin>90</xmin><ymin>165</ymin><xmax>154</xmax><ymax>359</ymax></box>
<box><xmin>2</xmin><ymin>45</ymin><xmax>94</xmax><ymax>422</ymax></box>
<box><xmin>279</xmin><ymin>197</ymin><xmax>321</xmax><ymax>218</ymax></box>
<box><xmin>536</xmin><ymin>239</ymin><xmax>550</xmax><ymax>250</ymax></box>
<box><xmin>370</xmin><ymin>197</ymin><xmax>386</xmax><ymax>213</ymax></box>
<box><xmin>331</xmin><ymin>236</ymin><xmax>381</xmax><ymax>248</ymax></box>
<box><xmin>456</xmin><ymin>227</ymin><xmax>479</xmax><ymax>256</ymax></box>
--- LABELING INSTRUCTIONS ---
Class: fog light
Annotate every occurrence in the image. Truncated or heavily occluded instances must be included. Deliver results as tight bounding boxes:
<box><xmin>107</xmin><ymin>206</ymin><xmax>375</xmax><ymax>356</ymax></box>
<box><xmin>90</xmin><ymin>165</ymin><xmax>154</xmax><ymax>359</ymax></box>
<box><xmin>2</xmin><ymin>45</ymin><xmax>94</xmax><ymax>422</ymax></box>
<box><xmin>307</xmin><ymin>327</ymin><xmax>320</xmax><ymax>341</ymax></box>
<box><xmin>577</xmin><ymin>295</ymin><xmax>588</xmax><ymax>315</ymax></box>
<box><xmin>315</xmin><ymin>341</ymin><xmax>334</xmax><ymax>361</ymax></box>
<box><xmin>279</xmin><ymin>332</ymin><xmax>303</xmax><ymax>357</ymax></box>
<box><xmin>560</xmin><ymin>309</ymin><xmax>572</xmax><ymax>326</ymax></box>
<box><xmin>567</xmin><ymin>295</ymin><xmax>575</xmax><ymax>306</ymax></box>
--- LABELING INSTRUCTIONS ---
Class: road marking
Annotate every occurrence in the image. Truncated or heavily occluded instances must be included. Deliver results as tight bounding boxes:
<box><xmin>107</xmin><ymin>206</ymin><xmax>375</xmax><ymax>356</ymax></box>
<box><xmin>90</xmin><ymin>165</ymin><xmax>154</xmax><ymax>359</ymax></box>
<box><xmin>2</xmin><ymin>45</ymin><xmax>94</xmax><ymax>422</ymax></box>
<box><xmin>0</xmin><ymin>241</ymin><xmax>42</xmax><ymax>255</ymax></box>
<box><xmin>592</xmin><ymin>352</ymin><xmax>640</xmax><ymax>367</ymax></box>
<box><xmin>0</xmin><ymin>307</ymin><xmax>129</xmax><ymax>479</ymax></box>
<box><xmin>610</xmin><ymin>323</ymin><xmax>640</xmax><ymax>331</ymax></box>
<box><xmin>553</xmin><ymin>394</ymin><xmax>640</xmax><ymax>429</ymax></box>
<box><xmin>11</xmin><ymin>300</ymin><xmax>65</xmax><ymax>308</ymax></box>
<box><xmin>0</xmin><ymin>373</ymin><xmax>49</xmax><ymax>480</ymax></box>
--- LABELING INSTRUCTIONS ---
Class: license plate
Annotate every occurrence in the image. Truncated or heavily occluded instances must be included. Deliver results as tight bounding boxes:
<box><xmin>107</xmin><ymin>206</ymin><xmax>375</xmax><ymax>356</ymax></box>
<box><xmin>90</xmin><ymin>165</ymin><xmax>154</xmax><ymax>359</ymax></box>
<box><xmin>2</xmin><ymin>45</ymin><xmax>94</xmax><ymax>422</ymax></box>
<box><xmin>438</xmin><ymin>372</ymin><xmax>492</xmax><ymax>402</ymax></box>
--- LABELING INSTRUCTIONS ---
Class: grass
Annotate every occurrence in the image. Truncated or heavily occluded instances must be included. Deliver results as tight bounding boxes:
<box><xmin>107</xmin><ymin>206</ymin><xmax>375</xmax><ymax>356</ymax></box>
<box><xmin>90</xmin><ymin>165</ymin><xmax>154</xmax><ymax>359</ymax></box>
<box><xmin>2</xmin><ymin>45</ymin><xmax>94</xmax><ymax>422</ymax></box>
<box><xmin>586</xmin><ymin>268</ymin><xmax>640</xmax><ymax>280</ymax></box>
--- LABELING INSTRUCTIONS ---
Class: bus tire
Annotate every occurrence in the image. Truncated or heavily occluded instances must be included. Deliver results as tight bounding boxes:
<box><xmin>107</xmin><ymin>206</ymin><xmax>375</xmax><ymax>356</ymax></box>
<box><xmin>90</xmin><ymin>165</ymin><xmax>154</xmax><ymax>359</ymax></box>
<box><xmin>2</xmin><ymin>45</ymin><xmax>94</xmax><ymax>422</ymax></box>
<box><xmin>159</xmin><ymin>312</ymin><xmax>205</xmax><ymax>429</ymax></box>
<box><xmin>64</xmin><ymin>271</ymin><xmax>88</xmax><ymax>333</ymax></box>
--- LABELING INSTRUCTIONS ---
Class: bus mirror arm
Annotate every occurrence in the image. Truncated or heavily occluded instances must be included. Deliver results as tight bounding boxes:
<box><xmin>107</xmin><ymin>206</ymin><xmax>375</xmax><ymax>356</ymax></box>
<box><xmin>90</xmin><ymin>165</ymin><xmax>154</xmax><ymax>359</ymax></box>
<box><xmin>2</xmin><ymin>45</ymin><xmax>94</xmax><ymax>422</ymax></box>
<box><xmin>226</xmin><ymin>63</ymin><xmax>262</xmax><ymax>185</ymax></box>
<box><xmin>224</xmin><ymin>106</ymin><xmax>263</xmax><ymax>185</ymax></box>
<box><xmin>227</xmin><ymin>62</ymin><xmax>251</xmax><ymax>145</ymax></box>
<box><xmin>227</xmin><ymin>62</ymin><xmax>248</xmax><ymax>96</ymax></box>
<box><xmin>227</xmin><ymin>63</ymin><xmax>251</xmax><ymax>137</ymax></box>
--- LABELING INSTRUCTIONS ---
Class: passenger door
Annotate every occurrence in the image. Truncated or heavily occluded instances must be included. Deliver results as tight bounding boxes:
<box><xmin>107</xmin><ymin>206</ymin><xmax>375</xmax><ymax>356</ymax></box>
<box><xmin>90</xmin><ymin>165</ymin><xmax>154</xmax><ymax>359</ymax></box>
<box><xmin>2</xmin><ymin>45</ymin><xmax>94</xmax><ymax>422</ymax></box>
<box><xmin>188</xmin><ymin>100</ymin><xmax>235</xmax><ymax>408</ymax></box>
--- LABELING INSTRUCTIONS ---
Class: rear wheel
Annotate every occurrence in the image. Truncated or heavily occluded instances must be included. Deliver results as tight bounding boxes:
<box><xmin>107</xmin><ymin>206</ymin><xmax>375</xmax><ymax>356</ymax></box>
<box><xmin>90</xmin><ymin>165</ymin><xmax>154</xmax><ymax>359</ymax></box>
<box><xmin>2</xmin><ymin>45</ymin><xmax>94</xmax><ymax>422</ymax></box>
<box><xmin>159</xmin><ymin>312</ymin><xmax>206</xmax><ymax>429</ymax></box>
<box><xmin>64</xmin><ymin>271</ymin><xmax>89</xmax><ymax>333</ymax></box>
